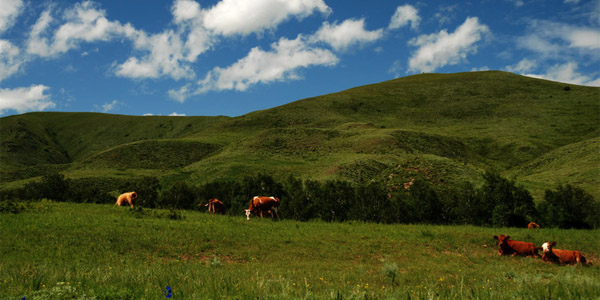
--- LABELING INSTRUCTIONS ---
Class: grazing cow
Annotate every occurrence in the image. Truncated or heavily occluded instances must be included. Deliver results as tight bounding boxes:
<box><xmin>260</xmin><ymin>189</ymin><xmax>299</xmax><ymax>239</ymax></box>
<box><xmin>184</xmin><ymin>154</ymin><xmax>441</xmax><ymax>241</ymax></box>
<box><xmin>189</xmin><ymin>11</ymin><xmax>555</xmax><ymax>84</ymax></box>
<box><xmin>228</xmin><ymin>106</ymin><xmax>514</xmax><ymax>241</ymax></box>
<box><xmin>244</xmin><ymin>196</ymin><xmax>280</xmax><ymax>220</ymax></box>
<box><xmin>115</xmin><ymin>191</ymin><xmax>137</xmax><ymax>208</ymax></box>
<box><xmin>527</xmin><ymin>222</ymin><xmax>540</xmax><ymax>229</ymax></box>
<box><xmin>493</xmin><ymin>235</ymin><xmax>539</xmax><ymax>257</ymax></box>
<box><xmin>202</xmin><ymin>198</ymin><xmax>226</xmax><ymax>214</ymax></box>
<box><xmin>541</xmin><ymin>241</ymin><xmax>587</xmax><ymax>265</ymax></box>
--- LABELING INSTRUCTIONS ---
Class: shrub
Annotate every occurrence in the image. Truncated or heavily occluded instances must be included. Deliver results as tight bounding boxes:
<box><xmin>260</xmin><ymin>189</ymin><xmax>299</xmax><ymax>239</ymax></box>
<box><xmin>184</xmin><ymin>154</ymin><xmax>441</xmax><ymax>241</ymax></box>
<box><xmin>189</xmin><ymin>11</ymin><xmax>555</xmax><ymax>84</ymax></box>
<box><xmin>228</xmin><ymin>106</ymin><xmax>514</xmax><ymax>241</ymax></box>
<box><xmin>538</xmin><ymin>184</ymin><xmax>598</xmax><ymax>229</ymax></box>
<box><xmin>479</xmin><ymin>171</ymin><xmax>535</xmax><ymax>227</ymax></box>
<box><xmin>0</xmin><ymin>199</ymin><xmax>28</xmax><ymax>214</ymax></box>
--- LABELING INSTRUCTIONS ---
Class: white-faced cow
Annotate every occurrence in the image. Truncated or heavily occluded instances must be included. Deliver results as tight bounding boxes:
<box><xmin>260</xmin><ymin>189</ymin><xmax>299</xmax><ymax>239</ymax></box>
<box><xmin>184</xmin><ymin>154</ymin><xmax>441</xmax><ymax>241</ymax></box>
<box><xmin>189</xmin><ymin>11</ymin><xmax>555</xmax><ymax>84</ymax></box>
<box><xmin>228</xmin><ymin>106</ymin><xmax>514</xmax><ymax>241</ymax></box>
<box><xmin>541</xmin><ymin>241</ymin><xmax>587</xmax><ymax>265</ymax></box>
<box><xmin>244</xmin><ymin>196</ymin><xmax>280</xmax><ymax>221</ymax></box>
<box><xmin>202</xmin><ymin>198</ymin><xmax>226</xmax><ymax>214</ymax></box>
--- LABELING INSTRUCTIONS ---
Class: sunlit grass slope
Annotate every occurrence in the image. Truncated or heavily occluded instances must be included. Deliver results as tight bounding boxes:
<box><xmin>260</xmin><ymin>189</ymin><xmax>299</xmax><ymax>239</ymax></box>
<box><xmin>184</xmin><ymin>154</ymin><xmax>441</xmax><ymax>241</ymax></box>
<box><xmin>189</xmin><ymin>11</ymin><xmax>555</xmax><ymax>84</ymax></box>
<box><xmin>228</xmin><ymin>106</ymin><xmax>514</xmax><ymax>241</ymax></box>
<box><xmin>1</xmin><ymin>202</ymin><xmax>599</xmax><ymax>299</ymax></box>
<box><xmin>1</xmin><ymin>71</ymin><xmax>598</xmax><ymax>199</ymax></box>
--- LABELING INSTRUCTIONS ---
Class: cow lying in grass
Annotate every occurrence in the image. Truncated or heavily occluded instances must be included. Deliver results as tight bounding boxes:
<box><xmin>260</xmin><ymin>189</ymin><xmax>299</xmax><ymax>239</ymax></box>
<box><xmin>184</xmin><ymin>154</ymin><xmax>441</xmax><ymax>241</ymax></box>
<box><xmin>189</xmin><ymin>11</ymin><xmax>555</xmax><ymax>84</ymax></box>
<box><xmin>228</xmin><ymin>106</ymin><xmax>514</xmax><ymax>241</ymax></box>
<box><xmin>493</xmin><ymin>235</ymin><xmax>539</xmax><ymax>257</ymax></box>
<box><xmin>527</xmin><ymin>222</ymin><xmax>540</xmax><ymax>229</ymax></box>
<box><xmin>541</xmin><ymin>241</ymin><xmax>587</xmax><ymax>265</ymax></box>
<box><xmin>115</xmin><ymin>192</ymin><xmax>137</xmax><ymax>208</ymax></box>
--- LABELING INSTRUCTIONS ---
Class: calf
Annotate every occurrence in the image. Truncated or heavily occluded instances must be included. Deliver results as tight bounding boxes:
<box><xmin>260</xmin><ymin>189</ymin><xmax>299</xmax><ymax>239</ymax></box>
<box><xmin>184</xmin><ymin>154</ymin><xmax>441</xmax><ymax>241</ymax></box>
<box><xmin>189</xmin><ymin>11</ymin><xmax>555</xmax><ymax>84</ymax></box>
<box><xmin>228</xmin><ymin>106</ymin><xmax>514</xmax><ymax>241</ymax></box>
<box><xmin>541</xmin><ymin>241</ymin><xmax>587</xmax><ymax>265</ymax></box>
<box><xmin>493</xmin><ymin>235</ymin><xmax>539</xmax><ymax>257</ymax></box>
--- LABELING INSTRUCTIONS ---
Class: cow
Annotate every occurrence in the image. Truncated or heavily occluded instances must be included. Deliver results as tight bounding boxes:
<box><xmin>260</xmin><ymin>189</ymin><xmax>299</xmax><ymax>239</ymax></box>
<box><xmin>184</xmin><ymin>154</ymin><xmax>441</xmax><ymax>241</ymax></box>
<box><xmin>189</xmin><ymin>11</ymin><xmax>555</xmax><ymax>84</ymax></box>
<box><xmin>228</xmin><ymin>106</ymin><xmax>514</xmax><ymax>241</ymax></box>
<box><xmin>115</xmin><ymin>191</ymin><xmax>137</xmax><ymax>208</ymax></box>
<box><xmin>541</xmin><ymin>241</ymin><xmax>587</xmax><ymax>265</ymax></box>
<box><xmin>493</xmin><ymin>235</ymin><xmax>539</xmax><ymax>257</ymax></box>
<box><xmin>527</xmin><ymin>222</ymin><xmax>540</xmax><ymax>229</ymax></box>
<box><xmin>244</xmin><ymin>196</ymin><xmax>280</xmax><ymax>221</ymax></box>
<box><xmin>202</xmin><ymin>198</ymin><xmax>226</xmax><ymax>214</ymax></box>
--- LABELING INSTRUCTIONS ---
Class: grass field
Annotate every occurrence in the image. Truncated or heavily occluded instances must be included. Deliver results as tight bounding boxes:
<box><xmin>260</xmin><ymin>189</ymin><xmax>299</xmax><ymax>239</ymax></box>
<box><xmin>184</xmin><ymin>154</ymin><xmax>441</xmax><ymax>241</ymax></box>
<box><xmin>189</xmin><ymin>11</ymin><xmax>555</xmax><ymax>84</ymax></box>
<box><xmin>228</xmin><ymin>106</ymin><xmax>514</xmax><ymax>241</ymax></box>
<box><xmin>2</xmin><ymin>202</ymin><xmax>599</xmax><ymax>299</ymax></box>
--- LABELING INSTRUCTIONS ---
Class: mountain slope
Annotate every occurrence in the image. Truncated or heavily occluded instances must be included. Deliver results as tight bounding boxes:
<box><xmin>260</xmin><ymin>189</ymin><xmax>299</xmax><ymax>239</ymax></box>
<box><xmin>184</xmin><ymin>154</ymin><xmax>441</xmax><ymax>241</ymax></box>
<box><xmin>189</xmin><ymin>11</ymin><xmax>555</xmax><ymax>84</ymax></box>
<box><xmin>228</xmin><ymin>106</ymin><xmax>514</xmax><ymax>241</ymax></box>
<box><xmin>1</xmin><ymin>71</ymin><xmax>598</xmax><ymax>199</ymax></box>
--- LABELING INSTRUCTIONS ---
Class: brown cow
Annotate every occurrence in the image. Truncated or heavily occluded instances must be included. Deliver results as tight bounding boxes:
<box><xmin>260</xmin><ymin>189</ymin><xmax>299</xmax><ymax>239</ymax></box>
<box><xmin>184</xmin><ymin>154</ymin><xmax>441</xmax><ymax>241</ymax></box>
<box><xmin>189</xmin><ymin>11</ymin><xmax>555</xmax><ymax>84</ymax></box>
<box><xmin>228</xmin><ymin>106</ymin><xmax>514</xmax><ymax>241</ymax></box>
<box><xmin>244</xmin><ymin>196</ymin><xmax>280</xmax><ymax>220</ymax></box>
<box><xmin>493</xmin><ymin>235</ymin><xmax>539</xmax><ymax>257</ymax></box>
<box><xmin>541</xmin><ymin>241</ymin><xmax>587</xmax><ymax>265</ymax></box>
<box><xmin>527</xmin><ymin>222</ymin><xmax>540</xmax><ymax>229</ymax></box>
<box><xmin>202</xmin><ymin>198</ymin><xmax>226</xmax><ymax>214</ymax></box>
<box><xmin>115</xmin><ymin>191</ymin><xmax>137</xmax><ymax>208</ymax></box>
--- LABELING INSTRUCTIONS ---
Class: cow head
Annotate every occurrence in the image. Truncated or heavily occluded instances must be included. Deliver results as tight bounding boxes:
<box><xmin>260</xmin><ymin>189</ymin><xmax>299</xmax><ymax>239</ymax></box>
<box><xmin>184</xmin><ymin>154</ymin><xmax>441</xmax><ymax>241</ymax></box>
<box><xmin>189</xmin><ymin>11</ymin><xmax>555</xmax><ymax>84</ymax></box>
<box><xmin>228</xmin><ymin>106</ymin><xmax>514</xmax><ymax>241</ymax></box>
<box><xmin>244</xmin><ymin>209</ymin><xmax>252</xmax><ymax>220</ymax></box>
<box><xmin>493</xmin><ymin>235</ymin><xmax>511</xmax><ymax>254</ymax></box>
<box><xmin>131</xmin><ymin>192</ymin><xmax>137</xmax><ymax>200</ymax></box>
<box><xmin>542</xmin><ymin>241</ymin><xmax>557</xmax><ymax>253</ymax></box>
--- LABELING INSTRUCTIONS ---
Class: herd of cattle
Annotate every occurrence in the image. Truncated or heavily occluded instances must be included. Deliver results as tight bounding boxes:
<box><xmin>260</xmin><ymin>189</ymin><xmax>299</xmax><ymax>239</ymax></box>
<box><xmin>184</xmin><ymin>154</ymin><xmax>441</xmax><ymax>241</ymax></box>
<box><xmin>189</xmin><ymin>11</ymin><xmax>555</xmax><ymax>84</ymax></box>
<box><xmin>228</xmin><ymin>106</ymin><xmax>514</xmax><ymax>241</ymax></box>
<box><xmin>115</xmin><ymin>192</ymin><xmax>589</xmax><ymax>266</ymax></box>
<box><xmin>114</xmin><ymin>191</ymin><xmax>279</xmax><ymax>221</ymax></box>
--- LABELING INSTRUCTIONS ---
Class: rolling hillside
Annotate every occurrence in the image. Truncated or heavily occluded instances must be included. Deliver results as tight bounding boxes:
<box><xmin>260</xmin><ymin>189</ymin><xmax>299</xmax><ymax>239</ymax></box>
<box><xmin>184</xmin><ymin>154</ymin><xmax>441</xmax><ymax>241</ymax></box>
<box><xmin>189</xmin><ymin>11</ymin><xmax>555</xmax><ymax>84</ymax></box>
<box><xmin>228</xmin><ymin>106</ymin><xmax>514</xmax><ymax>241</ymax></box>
<box><xmin>1</xmin><ymin>71</ymin><xmax>598</xmax><ymax>200</ymax></box>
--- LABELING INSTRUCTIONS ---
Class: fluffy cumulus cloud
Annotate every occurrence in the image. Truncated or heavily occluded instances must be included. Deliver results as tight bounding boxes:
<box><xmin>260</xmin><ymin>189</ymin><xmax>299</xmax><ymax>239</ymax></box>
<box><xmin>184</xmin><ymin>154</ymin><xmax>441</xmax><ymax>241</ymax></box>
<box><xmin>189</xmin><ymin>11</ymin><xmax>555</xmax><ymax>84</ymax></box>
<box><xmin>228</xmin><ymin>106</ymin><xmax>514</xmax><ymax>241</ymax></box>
<box><xmin>202</xmin><ymin>0</ymin><xmax>330</xmax><ymax>36</ymax></box>
<box><xmin>408</xmin><ymin>17</ymin><xmax>490</xmax><ymax>73</ymax></box>
<box><xmin>0</xmin><ymin>85</ymin><xmax>54</xmax><ymax>114</ymax></box>
<box><xmin>311</xmin><ymin>19</ymin><xmax>383</xmax><ymax>52</ymax></box>
<box><xmin>198</xmin><ymin>35</ymin><xmax>338</xmax><ymax>92</ymax></box>
<box><xmin>389</xmin><ymin>4</ymin><xmax>420</xmax><ymax>30</ymax></box>
<box><xmin>0</xmin><ymin>0</ymin><xmax>23</xmax><ymax>34</ymax></box>
<box><xmin>27</xmin><ymin>1</ymin><xmax>137</xmax><ymax>57</ymax></box>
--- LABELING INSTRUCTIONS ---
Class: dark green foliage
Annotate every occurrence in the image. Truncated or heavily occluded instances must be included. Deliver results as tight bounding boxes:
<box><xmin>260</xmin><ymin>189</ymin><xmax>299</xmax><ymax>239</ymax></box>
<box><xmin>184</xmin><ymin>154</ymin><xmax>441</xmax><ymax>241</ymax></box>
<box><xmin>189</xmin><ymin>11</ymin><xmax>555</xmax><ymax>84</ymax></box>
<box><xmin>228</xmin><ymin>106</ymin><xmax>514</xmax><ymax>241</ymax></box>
<box><xmin>479</xmin><ymin>171</ymin><xmax>536</xmax><ymax>227</ymax></box>
<box><xmin>25</xmin><ymin>172</ymin><xmax>70</xmax><ymax>201</ymax></box>
<box><xmin>0</xmin><ymin>199</ymin><xmax>27</xmax><ymax>214</ymax></box>
<box><xmin>159</xmin><ymin>181</ymin><xmax>196</xmax><ymax>209</ymax></box>
<box><xmin>538</xmin><ymin>184</ymin><xmax>598</xmax><ymax>229</ymax></box>
<box><xmin>406</xmin><ymin>179</ymin><xmax>442</xmax><ymax>224</ymax></box>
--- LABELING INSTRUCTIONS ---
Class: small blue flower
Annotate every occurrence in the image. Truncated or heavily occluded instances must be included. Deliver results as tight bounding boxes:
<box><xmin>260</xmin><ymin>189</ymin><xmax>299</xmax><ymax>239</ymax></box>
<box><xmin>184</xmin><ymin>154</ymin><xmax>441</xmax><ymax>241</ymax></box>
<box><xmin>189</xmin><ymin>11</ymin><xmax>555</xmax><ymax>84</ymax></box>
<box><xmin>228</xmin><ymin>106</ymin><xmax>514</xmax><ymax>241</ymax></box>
<box><xmin>22</xmin><ymin>297</ymin><xmax>26</xmax><ymax>300</ymax></box>
<box><xmin>164</xmin><ymin>286</ymin><xmax>172</xmax><ymax>298</ymax></box>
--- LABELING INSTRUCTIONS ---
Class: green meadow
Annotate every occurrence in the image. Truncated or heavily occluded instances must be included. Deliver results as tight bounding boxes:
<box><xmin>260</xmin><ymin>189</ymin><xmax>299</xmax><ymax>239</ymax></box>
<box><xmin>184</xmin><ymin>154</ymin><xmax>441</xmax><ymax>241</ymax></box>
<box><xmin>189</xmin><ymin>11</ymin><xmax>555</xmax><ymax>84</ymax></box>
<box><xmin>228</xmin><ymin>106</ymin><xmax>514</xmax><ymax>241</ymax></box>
<box><xmin>1</xmin><ymin>202</ymin><xmax>599</xmax><ymax>299</ymax></box>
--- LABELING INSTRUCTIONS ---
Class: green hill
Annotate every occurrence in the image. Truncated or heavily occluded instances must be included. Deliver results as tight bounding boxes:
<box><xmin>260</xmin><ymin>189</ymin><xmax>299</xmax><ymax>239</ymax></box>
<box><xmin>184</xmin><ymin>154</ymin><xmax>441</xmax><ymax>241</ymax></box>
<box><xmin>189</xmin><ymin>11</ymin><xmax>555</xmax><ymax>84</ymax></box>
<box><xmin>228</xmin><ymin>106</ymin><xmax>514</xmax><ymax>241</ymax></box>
<box><xmin>1</xmin><ymin>71</ymin><xmax>598</xmax><ymax>200</ymax></box>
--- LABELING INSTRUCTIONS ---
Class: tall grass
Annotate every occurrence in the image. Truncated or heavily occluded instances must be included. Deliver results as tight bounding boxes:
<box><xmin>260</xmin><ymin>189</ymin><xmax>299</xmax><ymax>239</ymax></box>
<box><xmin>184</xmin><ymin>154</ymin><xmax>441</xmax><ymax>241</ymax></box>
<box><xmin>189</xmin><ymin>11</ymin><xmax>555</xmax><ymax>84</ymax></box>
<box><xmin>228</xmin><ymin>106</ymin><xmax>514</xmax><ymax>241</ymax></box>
<box><xmin>1</xmin><ymin>202</ymin><xmax>598</xmax><ymax>299</ymax></box>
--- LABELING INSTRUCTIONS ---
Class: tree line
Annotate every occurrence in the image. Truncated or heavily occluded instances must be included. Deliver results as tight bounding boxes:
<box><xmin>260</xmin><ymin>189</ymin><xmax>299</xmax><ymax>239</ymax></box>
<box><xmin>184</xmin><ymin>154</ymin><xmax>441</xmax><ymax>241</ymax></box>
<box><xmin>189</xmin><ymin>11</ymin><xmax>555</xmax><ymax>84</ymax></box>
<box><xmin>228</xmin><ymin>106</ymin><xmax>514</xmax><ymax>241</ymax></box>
<box><xmin>2</xmin><ymin>171</ymin><xmax>598</xmax><ymax>229</ymax></box>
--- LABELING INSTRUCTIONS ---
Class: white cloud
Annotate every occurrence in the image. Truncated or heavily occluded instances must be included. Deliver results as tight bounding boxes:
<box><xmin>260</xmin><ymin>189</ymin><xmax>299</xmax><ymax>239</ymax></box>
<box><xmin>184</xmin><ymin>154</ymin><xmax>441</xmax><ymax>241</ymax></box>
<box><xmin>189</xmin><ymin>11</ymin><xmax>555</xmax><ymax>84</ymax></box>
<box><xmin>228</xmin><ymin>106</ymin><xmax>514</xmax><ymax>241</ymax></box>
<box><xmin>198</xmin><ymin>35</ymin><xmax>338</xmax><ymax>93</ymax></box>
<box><xmin>172</xmin><ymin>0</ymin><xmax>202</xmax><ymax>23</ymax></box>
<box><xmin>0</xmin><ymin>0</ymin><xmax>23</xmax><ymax>34</ymax></box>
<box><xmin>311</xmin><ymin>19</ymin><xmax>383</xmax><ymax>52</ymax></box>
<box><xmin>517</xmin><ymin>20</ymin><xmax>600</xmax><ymax>58</ymax></box>
<box><xmin>0</xmin><ymin>39</ymin><xmax>24</xmax><ymax>82</ymax></box>
<box><xmin>0</xmin><ymin>85</ymin><xmax>54</xmax><ymax>114</ymax></box>
<box><xmin>408</xmin><ymin>17</ymin><xmax>490</xmax><ymax>73</ymax></box>
<box><xmin>169</xmin><ymin>112</ymin><xmax>186</xmax><ymax>116</ymax></box>
<box><xmin>100</xmin><ymin>99</ymin><xmax>120</xmax><ymax>112</ymax></box>
<box><xmin>524</xmin><ymin>62</ymin><xmax>600</xmax><ymax>87</ymax></box>
<box><xmin>168</xmin><ymin>84</ymin><xmax>192</xmax><ymax>103</ymax></box>
<box><xmin>115</xmin><ymin>30</ymin><xmax>195</xmax><ymax>80</ymax></box>
<box><xmin>506</xmin><ymin>58</ymin><xmax>537</xmax><ymax>73</ymax></box>
<box><xmin>202</xmin><ymin>0</ymin><xmax>330</xmax><ymax>36</ymax></box>
<box><xmin>26</xmin><ymin>2</ymin><xmax>138</xmax><ymax>57</ymax></box>
<box><xmin>564</xmin><ymin>0</ymin><xmax>580</xmax><ymax>3</ymax></box>
<box><xmin>389</xmin><ymin>4</ymin><xmax>420</xmax><ymax>30</ymax></box>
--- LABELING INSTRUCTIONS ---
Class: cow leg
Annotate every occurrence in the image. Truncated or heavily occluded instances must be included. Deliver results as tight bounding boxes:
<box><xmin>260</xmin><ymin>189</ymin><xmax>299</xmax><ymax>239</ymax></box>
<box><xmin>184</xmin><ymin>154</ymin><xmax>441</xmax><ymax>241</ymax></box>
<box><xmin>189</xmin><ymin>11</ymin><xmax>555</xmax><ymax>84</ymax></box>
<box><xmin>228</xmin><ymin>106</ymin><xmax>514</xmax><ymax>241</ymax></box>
<box><xmin>272</xmin><ymin>207</ymin><xmax>280</xmax><ymax>221</ymax></box>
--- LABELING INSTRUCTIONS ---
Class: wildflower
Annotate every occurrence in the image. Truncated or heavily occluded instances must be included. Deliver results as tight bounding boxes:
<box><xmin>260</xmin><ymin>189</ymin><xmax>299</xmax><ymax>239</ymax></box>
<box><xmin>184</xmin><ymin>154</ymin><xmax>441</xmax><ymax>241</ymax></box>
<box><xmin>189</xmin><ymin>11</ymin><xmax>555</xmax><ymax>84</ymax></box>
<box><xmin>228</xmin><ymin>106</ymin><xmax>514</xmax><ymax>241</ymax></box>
<box><xmin>164</xmin><ymin>286</ymin><xmax>172</xmax><ymax>298</ymax></box>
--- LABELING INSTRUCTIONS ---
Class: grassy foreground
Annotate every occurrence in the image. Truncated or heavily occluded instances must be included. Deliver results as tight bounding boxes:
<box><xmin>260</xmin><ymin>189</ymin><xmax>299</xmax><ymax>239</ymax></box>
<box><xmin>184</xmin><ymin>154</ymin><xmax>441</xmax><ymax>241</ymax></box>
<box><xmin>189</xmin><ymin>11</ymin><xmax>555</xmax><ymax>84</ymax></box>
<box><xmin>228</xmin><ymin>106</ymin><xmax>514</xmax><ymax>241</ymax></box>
<box><xmin>1</xmin><ymin>202</ymin><xmax>599</xmax><ymax>299</ymax></box>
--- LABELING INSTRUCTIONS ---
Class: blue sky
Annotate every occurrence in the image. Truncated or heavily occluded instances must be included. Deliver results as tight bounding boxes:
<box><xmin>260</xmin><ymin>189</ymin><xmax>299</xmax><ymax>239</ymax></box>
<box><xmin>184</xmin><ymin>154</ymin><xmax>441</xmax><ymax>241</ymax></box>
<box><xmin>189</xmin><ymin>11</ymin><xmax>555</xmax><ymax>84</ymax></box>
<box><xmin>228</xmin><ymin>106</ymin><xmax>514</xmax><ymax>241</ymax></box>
<box><xmin>0</xmin><ymin>0</ymin><xmax>599</xmax><ymax>117</ymax></box>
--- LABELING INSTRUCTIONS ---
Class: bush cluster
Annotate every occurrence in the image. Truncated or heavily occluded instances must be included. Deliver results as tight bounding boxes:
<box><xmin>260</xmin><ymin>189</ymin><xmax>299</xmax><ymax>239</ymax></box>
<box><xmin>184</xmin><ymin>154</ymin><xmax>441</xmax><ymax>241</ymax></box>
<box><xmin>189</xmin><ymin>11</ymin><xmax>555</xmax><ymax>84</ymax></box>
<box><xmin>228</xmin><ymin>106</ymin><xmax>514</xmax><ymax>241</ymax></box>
<box><xmin>2</xmin><ymin>171</ymin><xmax>597</xmax><ymax>228</ymax></box>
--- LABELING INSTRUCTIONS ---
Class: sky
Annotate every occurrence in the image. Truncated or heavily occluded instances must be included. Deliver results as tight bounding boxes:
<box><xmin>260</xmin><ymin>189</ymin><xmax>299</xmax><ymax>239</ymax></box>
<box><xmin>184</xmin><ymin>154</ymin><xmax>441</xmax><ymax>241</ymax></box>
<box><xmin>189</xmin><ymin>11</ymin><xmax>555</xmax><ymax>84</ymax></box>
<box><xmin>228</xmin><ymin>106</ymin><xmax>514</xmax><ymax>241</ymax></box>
<box><xmin>0</xmin><ymin>0</ymin><xmax>599</xmax><ymax>117</ymax></box>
